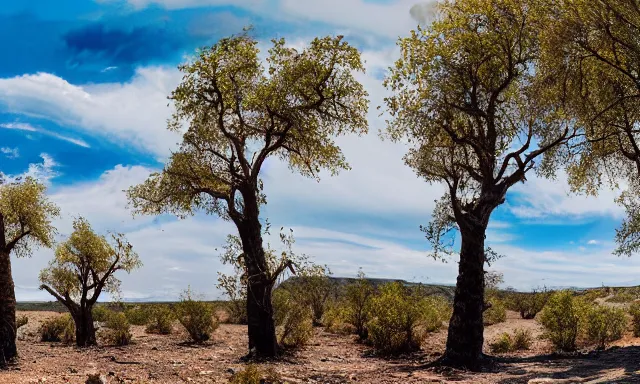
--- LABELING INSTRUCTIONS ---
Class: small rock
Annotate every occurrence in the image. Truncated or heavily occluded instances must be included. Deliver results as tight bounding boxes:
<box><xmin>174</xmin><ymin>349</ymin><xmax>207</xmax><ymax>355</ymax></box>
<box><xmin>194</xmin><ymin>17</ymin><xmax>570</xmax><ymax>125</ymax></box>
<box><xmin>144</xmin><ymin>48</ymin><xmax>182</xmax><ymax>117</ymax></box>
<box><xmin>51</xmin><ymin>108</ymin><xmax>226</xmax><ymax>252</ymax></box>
<box><xmin>69</xmin><ymin>367</ymin><xmax>78</xmax><ymax>374</ymax></box>
<box><xmin>151</xmin><ymin>347</ymin><xmax>158</xmax><ymax>351</ymax></box>
<box><xmin>108</xmin><ymin>371</ymin><xmax>115</xmax><ymax>376</ymax></box>
<box><xmin>227</xmin><ymin>368</ymin><xmax>236</xmax><ymax>375</ymax></box>
<box><xmin>199</xmin><ymin>371</ymin><xmax>215</xmax><ymax>375</ymax></box>
<box><xmin>85</xmin><ymin>373</ymin><xmax>107</xmax><ymax>384</ymax></box>
<box><xmin>320</xmin><ymin>358</ymin><xmax>328</xmax><ymax>362</ymax></box>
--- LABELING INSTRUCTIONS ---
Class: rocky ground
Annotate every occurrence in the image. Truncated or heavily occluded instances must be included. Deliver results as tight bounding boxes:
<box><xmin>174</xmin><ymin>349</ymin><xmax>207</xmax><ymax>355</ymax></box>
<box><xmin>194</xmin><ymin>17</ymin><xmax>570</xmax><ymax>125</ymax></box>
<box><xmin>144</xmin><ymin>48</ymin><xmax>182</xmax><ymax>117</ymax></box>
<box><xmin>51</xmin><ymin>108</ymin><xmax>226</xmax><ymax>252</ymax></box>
<box><xmin>2</xmin><ymin>310</ymin><xmax>640</xmax><ymax>383</ymax></box>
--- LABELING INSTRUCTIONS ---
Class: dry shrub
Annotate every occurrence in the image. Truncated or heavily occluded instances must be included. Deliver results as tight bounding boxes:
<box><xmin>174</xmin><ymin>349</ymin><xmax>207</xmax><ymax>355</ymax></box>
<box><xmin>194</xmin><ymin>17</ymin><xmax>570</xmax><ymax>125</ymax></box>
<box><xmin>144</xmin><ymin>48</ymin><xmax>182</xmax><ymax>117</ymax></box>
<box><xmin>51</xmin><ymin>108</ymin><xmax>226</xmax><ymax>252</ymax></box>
<box><xmin>103</xmin><ymin>312</ymin><xmax>133</xmax><ymax>346</ymax></box>
<box><xmin>124</xmin><ymin>305</ymin><xmax>151</xmax><ymax>326</ymax></box>
<box><xmin>230</xmin><ymin>364</ymin><xmax>282</xmax><ymax>384</ymax></box>
<box><xmin>174</xmin><ymin>288</ymin><xmax>218</xmax><ymax>343</ymax></box>
<box><xmin>145</xmin><ymin>305</ymin><xmax>175</xmax><ymax>335</ymax></box>
<box><xmin>539</xmin><ymin>290</ymin><xmax>588</xmax><ymax>352</ymax></box>
<box><xmin>629</xmin><ymin>301</ymin><xmax>640</xmax><ymax>337</ymax></box>
<box><xmin>272</xmin><ymin>288</ymin><xmax>313</xmax><ymax>348</ymax></box>
<box><xmin>91</xmin><ymin>305</ymin><xmax>111</xmax><ymax>323</ymax></box>
<box><xmin>489</xmin><ymin>329</ymin><xmax>531</xmax><ymax>354</ymax></box>
<box><xmin>40</xmin><ymin>314</ymin><xmax>74</xmax><ymax>343</ymax></box>
<box><xmin>16</xmin><ymin>315</ymin><xmax>29</xmax><ymax>329</ymax></box>
<box><xmin>225</xmin><ymin>299</ymin><xmax>248</xmax><ymax>324</ymax></box>
<box><xmin>483</xmin><ymin>298</ymin><xmax>507</xmax><ymax>325</ymax></box>
<box><xmin>506</xmin><ymin>290</ymin><xmax>550</xmax><ymax>319</ymax></box>
<box><xmin>366</xmin><ymin>282</ymin><xmax>435</xmax><ymax>355</ymax></box>
<box><xmin>584</xmin><ymin>305</ymin><xmax>627</xmax><ymax>349</ymax></box>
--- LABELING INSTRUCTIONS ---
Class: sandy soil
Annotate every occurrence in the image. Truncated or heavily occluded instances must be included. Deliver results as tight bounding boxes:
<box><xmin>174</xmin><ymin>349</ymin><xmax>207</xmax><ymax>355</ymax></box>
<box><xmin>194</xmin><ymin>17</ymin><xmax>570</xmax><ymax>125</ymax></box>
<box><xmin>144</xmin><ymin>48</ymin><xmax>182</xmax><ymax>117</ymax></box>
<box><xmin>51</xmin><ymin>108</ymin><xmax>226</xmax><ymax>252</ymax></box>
<box><xmin>2</xmin><ymin>310</ymin><xmax>640</xmax><ymax>384</ymax></box>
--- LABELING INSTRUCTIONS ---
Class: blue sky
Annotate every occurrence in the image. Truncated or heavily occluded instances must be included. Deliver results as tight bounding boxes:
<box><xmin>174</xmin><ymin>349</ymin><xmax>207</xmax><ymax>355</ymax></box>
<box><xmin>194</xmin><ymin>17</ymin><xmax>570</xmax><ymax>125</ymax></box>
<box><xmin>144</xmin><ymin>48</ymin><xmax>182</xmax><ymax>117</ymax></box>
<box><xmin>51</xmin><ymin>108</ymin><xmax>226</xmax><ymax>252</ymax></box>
<box><xmin>0</xmin><ymin>0</ymin><xmax>635</xmax><ymax>301</ymax></box>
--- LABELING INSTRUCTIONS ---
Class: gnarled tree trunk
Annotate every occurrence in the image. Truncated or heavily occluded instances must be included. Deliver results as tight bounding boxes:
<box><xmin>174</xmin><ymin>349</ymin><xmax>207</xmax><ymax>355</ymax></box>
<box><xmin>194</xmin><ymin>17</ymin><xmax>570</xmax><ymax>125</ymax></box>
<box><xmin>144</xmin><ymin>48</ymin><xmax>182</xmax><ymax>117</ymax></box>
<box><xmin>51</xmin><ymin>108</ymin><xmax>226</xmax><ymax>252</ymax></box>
<box><xmin>441</xmin><ymin>221</ymin><xmax>487</xmax><ymax>371</ymax></box>
<box><xmin>73</xmin><ymin>308</ymin><xmax>96</xmax><ymax>347</ymax></box>
<box><xmin>0</xmin><ymin>250</ymin><xmax>17</xmax><ymax>365</ymax></box>
<box><xmin>237</xmin><ymin>191</ymin><xmax>278</xmax><ymax>357</ymax></box>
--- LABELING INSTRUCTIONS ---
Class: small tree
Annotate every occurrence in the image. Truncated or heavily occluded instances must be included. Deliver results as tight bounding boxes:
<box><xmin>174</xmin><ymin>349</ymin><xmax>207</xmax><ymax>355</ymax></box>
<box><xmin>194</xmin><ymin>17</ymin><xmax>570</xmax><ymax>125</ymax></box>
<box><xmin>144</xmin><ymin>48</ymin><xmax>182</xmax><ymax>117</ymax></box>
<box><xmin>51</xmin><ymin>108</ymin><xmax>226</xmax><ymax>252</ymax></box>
<box><xmin>0</xmin><ymin>177</ymin><xmax>59</xmax><ymax>363</ymax></box>
<box><xmin>128</xmin><ymin>32</ymin><xmax>368</xmax><ymax>357</ymax></box>
<box><xmin>343</xmin><ymin>269</ymin><xmax>374</xmax><ymax>340</ymax></box>
<box><xmin>383</xmin><ymin>0</ymin><xmax>575</xmax><ymax>369</ymax></box>
<box><xmin>39</xmin><ymin>217</ymin><xmax>142</xmax><ymax>347</ymax></box>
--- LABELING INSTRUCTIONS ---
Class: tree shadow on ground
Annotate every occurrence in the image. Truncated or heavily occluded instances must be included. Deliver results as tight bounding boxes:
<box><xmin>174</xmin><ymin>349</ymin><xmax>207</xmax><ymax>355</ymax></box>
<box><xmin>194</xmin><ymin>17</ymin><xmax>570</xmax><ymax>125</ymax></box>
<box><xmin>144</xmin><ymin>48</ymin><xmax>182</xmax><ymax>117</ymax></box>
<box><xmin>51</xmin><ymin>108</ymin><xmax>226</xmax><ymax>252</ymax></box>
<box><xmin>385</xmin><ymin>346</ymin><xmax>640</xmax><ymax>383</ymax></box>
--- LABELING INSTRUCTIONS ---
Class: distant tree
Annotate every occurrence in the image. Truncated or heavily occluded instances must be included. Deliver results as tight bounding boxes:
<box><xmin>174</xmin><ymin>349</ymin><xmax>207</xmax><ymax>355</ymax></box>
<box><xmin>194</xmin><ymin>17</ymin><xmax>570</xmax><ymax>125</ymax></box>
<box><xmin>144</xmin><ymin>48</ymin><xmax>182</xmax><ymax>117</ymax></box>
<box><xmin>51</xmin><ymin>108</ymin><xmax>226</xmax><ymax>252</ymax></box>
<box><xmin>383</xmin><ymin>0</ymin><xmax>575</xmax><ymax>369</ymax></box>
<box><xmin>128</xmin><ymin>32</ymin><xmax>368</xmax><ymax>357</ymax></box>
<box><xmin>39</xmin><ymin>217</ymin><xmax>142</xmax><ymax>347</ymax></box>
<box><xmin>537</xmin><ymin>0</ymin><xmax>640</xmax><ymax>257</ymax></box>
<box><xmin>0</xmin><ymin>177</ymin><xmax>59</xmax><ymax>363</ymax></box>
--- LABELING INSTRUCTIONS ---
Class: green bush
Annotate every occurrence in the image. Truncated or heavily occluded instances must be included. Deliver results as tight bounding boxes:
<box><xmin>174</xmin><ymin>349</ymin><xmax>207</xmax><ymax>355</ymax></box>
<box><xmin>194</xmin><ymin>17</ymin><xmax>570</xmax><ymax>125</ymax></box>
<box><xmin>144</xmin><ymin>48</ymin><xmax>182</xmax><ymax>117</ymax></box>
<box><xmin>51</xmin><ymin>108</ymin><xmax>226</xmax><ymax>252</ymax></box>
<box><xmin>512</xmin><ymin>328</ymin><xmax>532</xmax><ymax>350</ymax></box>
<box><xmin>421</xmin><ymin>295</ymin><xmax>452</xmax><ymax>332</ymax></box>
<box><xmin>174</xmin><ymin>289</ymin><xmax>218</xmax><ymax>343</ymax></box>
<box><xmin>40</xmin><ymin>314</ymin><xmax>75</xmax><ymax>343</ymax></box>
<box><xmin>489</xmin><ymin>333</ymin><xmax>513</xmax><ymax>353</ymax></box>
<box><xmin>506</xmin><ymin>290</ymin><xmax>550</xmax><ymax>319</ymax></box>
<box><xmin>92</xmin><ymin>305</ymin><xmax>111</xmax><ymax>323</ymax></box>
<box><xmin>584</xmin><ymin>305</ymin><xmax>627</xmax><ymax>349</ymax></box>
<box><xmin>629</xmin><ymin>301</ymin><xmax>640</xmax><ymax>337</ymax></box>
<box><xmin>366</xmin><ymin>282</ymin><xmax>434</xmax><ymax>355</ymax></box>
<box><xmin>124</xmin><ymin>305</ymin><xmax>151</xmax><ymax>326</ymax></box>
<box><xmin>483</xmin><ymin>298</ymin><xmax>507</xmax><ymax>325</ymax></box>
<box><xmin>103</xmin><ymin>312</ymin><xmax>133</xmax><ymax>346</ymax></box>
<box><xmin>539</xmin><ymin>290</ymin><xmax>588</xmax><ymax>352</ymax></box>
<box><xmin>272</xmin><ymin>288</ymin><xmax>314</xmax><ymax>348</ymax></box>
<box><xmin>16</xmin><ymin>315</ymin><xmax>29</xmax><ymax>329</ymax></box>
<box><xmin>606</xmin><ymin>291</ymin><xmax>637</xmax><ymax>303</ymax></box>
<box><xmin>145</xmin><ymin>305</ymin><xmax>175</xmax><ymax>335</ymax></box>
<box><xmin>489</xmin><ymin>329</ymin><xmax>531</xmax><ymax>354</ymax></box>
<box><xmin>229</xmin><ymin>364</ymin><xmax>282</xmax><ymax>384</ymax></box>
<box><xmin>341</xmin><ymin>272</ymin><xmax>374</xmax><ymax>340</ymax></box>
<box><xmin>225</xmin><ymin>299</ymin><xmax>248</xmax><ymax>324</ymax></box>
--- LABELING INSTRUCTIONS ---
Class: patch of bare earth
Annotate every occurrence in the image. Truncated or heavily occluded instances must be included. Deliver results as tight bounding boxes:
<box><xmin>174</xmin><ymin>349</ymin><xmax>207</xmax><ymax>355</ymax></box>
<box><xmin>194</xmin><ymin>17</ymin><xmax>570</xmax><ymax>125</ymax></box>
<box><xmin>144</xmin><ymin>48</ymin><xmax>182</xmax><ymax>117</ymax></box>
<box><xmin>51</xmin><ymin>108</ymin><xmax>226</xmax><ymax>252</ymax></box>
<box><xmin>2</xmin><ymin>310</ymin><xmax>640</xmax><ymax>383</ymax></box>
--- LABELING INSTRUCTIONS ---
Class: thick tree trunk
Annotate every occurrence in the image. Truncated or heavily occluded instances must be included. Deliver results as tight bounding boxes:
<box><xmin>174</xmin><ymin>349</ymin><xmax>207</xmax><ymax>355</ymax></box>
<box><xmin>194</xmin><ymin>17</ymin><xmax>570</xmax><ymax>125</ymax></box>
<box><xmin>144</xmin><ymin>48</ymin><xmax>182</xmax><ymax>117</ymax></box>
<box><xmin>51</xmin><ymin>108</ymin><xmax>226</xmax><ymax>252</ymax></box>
<box><xmin>441</xmin><ymin>225</ymin><xmax>487</xmax><ymax>371</ymax></box>
<box><xmin>0</xmin><ymin>251</ymin><xmax>17</xmax><ymax>365</ymax></box>
<box><xmin>238</xmin><ymin>214</ymin><xmax>278</xmax><ymax>357</ymax></box>
<box><xmin>73</xmin><ymin>308</ymin><xmax>96</xmax><ymax>347</ymax></box>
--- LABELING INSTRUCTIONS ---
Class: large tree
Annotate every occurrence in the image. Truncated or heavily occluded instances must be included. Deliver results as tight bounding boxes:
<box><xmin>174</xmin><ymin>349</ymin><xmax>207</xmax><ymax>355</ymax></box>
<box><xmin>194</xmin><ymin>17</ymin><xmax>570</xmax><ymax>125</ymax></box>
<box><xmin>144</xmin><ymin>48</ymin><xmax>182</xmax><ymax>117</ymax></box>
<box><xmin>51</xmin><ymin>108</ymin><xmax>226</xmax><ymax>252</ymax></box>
<box><xmin>537</xmin><ymin>0</ymin><xmax>640</xmax><ymax>256</ymax></box>
<box><xmin>0</xmin><ymin>177</ymin><xmax>59</xmax><ymax>363</ymax></box>
<box><xmin>383</xmin><ymin>0</ymin><xmax>575</xmax><ymax>369</ymax></box>
<box><xmin>39</xmin><ymin>217</ymin><xmax>141</xmax><ymax>347</ymax></box>
<box><xmin>128</xmin><ymin>33</ymin><xmax>368</xmax><ymax>357</ymax></box>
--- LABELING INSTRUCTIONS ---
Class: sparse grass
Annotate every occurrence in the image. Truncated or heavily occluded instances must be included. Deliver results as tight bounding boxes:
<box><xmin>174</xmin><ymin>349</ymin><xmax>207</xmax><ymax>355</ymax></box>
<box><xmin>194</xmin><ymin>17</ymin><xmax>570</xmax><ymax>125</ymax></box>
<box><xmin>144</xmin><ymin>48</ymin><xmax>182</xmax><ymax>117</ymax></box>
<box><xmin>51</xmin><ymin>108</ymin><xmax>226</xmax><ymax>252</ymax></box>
<box><xmin>229</xmin><ymin>364</ymin><xmax>282</xmax><ymax>384</ymax></box>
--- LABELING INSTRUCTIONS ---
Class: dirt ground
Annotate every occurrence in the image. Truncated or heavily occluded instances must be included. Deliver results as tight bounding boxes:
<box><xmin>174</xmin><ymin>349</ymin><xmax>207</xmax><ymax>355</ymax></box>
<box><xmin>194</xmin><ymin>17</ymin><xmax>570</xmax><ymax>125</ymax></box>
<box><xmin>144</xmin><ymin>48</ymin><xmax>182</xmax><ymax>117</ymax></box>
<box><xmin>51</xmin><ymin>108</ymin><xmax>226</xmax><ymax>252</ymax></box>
<box><xmin>2</xmin><ymin>310</ymin><xmax>640</xmax><ymax>384</ymax></box>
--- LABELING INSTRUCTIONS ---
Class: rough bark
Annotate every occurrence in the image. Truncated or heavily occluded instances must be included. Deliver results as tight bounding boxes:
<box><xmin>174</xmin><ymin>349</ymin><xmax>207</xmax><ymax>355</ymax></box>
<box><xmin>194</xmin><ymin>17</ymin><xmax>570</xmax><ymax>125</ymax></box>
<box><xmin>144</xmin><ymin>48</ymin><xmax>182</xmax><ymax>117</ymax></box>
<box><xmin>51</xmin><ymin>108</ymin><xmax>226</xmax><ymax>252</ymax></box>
<box><xmin>0</xmin><ymin>250</ymin><xmax>17</xmax><ymax>365</ymax></box>
<box><xmin>73</xmin><ymin>308</ymin><xmax>96</xmax><ymax>347</ymax></box>
<box><xmin>441</xmin><ymin>221</ymin><xmax>487</xmax><ymax>371</ymax></box>
<box><xmin>236</xmin><ymin>189</ymin><xmax>278</xmax><ymax>358</ymax></box>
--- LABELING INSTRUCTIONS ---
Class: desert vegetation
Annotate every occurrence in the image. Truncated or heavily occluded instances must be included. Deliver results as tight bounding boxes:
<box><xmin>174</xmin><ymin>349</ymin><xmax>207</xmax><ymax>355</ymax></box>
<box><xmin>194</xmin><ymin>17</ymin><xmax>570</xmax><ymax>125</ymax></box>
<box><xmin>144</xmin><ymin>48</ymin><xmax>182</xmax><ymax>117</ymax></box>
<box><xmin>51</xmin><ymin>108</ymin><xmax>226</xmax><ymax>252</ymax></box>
<box><xmin>1</xmin><ymin>0</ymin><xmax>640</xmax><ymax>382</ymax></box>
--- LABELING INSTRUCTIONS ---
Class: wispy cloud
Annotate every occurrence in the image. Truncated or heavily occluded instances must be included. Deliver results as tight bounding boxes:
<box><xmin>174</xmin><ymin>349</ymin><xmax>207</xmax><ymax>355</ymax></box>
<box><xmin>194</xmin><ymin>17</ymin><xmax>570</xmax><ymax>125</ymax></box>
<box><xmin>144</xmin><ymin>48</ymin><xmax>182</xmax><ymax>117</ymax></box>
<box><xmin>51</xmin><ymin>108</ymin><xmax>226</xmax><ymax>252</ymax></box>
<box><xmin>587</xmin><ymin>240</ymin><xmax>599</xmax><ymax>245</ymax></box>
<box><xmin>0</xmin><ymin>122</ymin><xmax>90</xmax><ymax>148</ymax></box>
<box><xmin>0</xmin><ymin>147</ymin><xmax>19</xmax><ymax>159</ymax></box>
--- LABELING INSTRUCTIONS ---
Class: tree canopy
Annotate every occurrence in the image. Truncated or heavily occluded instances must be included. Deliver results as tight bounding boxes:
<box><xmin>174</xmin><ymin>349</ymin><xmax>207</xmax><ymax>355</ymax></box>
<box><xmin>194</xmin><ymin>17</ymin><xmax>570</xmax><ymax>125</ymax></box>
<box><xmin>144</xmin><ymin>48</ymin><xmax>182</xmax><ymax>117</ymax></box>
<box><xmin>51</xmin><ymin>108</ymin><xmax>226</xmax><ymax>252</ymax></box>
<box><xmin>0</xmin><ymin>177</ymin><xmax>59</xmax><ymax>256</ymax></box>
<box><xmin>537</xmin><ymin>0</ymin><xmax>640</xmax><ymax>256</ymax></box>
<box><xmin>39</xmin><ymin>217</ymin><xmax>142</xmax><ymax>306</ymax></box>
<box><xmin>127</xmin><ymin>33</ymin><xmax>369</xmax><ymax>221</ymax></box>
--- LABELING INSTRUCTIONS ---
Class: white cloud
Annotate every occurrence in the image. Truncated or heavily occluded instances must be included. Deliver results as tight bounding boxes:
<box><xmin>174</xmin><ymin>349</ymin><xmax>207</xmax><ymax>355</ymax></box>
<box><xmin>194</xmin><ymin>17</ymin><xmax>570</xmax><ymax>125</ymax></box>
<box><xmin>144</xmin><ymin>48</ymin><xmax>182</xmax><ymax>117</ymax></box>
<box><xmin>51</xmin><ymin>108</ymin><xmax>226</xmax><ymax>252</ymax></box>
<box><xmin>4</xmin><ymin>153</ymin><xmax>60</xmax><ymax>184</ymax></box>
<box><xmin>507</xmin><ymin>171</ymin><xmax>625</xmax><ymax>220</ymax></box>
<box><xmin>0</xmin><ymin>147</ymin><xmax>19</xmax><ymax>159</ymax></box>
<box><xmin>1</xmin><ymin>122</ymin><xmax>90</xmax><ymax>148</ymax></box>
<box><xmin>587</xmin><ymin>239</ymin><xmax>599</xmax><ymax>245</ymax></box>
<box><xmin>0</xmin><ymin>68</ymin><xmax>182</xmax><ymax>156</ymax></box>
<box><xmin>102</xmin><ymin>0</ymin><xmax>436</xmax><ymax>39</ymax></box>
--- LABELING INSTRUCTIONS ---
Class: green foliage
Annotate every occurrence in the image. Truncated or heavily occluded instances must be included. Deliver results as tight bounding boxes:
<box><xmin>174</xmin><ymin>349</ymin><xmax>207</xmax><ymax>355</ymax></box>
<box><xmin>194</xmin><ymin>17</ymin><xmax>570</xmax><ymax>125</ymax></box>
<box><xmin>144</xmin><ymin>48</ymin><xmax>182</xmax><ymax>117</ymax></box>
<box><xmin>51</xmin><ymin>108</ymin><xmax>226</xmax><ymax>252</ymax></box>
<box><xmin>629</xmin><ymin>301</ymin><xmax>640</xmax><ymax>337</ymax></box>
<box><xmin>272</xmin><ymin>288</ymin><xmax>314</xmax><ymax>348</ymax></box>
<box><xmin>512</xmin><ymin>329</ymin><xmax>533</xmax><ymax>351</ymax></box>
<box><xmin>16</xmin><ymin>315</ymin><xmax>28</xmax><ymax>329</ymax></box>
<box><xmin>145</xmin><ymin>304</ymin><xmax>175</xmax><ymax>335</ymax></box>
<box><xmin>605</xmin><ymin>289</ymin><xmax>639</xmax><ymax>303</ymax></box>
<box><xmin>92</xmin><ymin>305</ymin><xmax>111</xmax><ymax>323</ymax></box>
<box><xmin>127</xmin><ymin>33</ymin><xmax>369</xmax><ymax>221</ymax></box>
<box><xmin>40</xmin><ymin>314</ymin><xmax>74</xmax><ymax>343</ymax></box>
<box><xmin>489</xmin><ymin>329</ymin><xmax>532</xmax><ymax>353</ymax></box>
<box><xmin>174</xmin><ymin>288</ymin><xmax>218</xmax><ymax>343</ymax></box>
<box><xmin>539</xmin><ymin>291</ymin><xmax>589</xmax><ymax>352</ymax></box>
<box><xmin>505</xmin><ymin>289</ymin><xmax>551</xmax><ymax>319</ymax></box>
<box><xmin>125</xmin><ymin>305</ymin><xmax>151</xmax><ymax>326</ymax></box>
<box><xmin>584</xmin><ymin>305</ymin><xmax>627</xmax><ymax>349</ymax></box>
<box><xmin>39</xmin><ymin>217</ymin><xmax>142</xmax><ymax>312</ymax></box>
<box><xmin>0</xmin><ymin>177</ymin><xmax>60</xmax><ymax>257</ymax></box>
<box><xmin>229</xmin><ymin>364</ymin><xmax>282</xmax><ymax>384</ymax></box>
<box><xmin>489</xmin><ymin>333</ymin><xmax>513</xmax><ymax>354</ymax></box>
<box><xmin>103</xmin><ymin>312</ymin><xmax>133</xmax><ymax>346</ymax></box>
<box><xmin>341</xmin><ymin>270</ymin><xmax>374</xmax><ymax>339</ymax></box>
<box><xmin>288</xmin><ymin>269</ymin><xmax>335</xmax><ymax>326</ymax></box>
<box><xmin>483</xmin><ymin>298</ymin><xmax>507</xmax><ymax>326</ymax></box>
<box><xmin>366</xmin><ymin>282</ymin><xmax>443</xmax><ymax>355</ymax></box>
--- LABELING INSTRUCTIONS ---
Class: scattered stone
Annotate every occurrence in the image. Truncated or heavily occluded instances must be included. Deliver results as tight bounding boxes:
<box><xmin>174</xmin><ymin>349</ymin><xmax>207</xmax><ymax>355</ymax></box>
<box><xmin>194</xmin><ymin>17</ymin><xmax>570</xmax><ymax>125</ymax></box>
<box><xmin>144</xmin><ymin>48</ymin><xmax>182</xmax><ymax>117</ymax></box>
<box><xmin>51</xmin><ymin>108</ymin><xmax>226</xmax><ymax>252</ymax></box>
<box><xmin>85</xmin><ymin>373</ymin><xmax>107</xmax><ymax>384</ymax></box>
<box><xmin>68</xmin><ymin>367</ymin><xmax>78</xmax><ymax>374</ymax></box>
